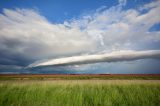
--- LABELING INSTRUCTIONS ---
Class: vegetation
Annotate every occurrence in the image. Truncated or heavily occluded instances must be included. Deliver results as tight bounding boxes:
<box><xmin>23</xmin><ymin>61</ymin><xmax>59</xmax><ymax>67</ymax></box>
<box><xmin>0</xmin><ymin>74</ymin><xmax>160</xmax><ymax>80</ymax></box>
<box><xmin>0</xmin><ymin>80</ymin><xmax>160</xmax><ymax>106</ymax></box>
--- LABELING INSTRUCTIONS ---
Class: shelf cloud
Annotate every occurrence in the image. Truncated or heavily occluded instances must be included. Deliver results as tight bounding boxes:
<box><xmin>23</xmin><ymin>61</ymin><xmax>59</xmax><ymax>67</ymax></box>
<box><xmin>28</xmin><ymin>50</ymin><xmax>160</xmax><ymax>68</ymax></box>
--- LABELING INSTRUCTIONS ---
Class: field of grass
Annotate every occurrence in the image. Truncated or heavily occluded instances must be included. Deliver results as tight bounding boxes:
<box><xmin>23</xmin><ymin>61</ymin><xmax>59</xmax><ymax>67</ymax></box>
<box><xmin>0</xmin><ymin>74</ymin><xmax>160</xmax><ymax>80</ymax></box>
<box><xmin>0</xmin><ymin>80</ymin><xmax>160</xmax><ymax>106</ymax></box>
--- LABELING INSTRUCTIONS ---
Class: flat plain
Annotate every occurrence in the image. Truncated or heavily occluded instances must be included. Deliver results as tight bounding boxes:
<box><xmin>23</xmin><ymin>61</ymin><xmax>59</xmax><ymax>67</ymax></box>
<box><xmin>0</xmin><ymin>74</ymin><xmax>160</xmax><ymax>106</ymax></box>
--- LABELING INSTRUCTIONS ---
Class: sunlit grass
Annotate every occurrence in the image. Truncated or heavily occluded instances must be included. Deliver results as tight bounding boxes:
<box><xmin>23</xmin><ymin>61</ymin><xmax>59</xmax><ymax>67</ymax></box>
<box><xmin>0</xmin><ymin>80</ymin><xmax>160</xmax><ymax>106</ymax></box>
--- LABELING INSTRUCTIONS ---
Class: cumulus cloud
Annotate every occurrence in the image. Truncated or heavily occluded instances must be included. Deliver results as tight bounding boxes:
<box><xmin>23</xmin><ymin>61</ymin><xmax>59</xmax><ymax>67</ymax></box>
<box><xmin>28</xmin><ymin>50</ymin><xmax>160</xmax><ymax>68</ymax></box>
<box><xmin>0</xmin><ymin>9</ymin><xmax>96</xmax><ymax>66</ymax></box>
<box><xmin>0</xmin><ymin>0</ymin><xmax>160</xmax><ymax>68</ymax></box>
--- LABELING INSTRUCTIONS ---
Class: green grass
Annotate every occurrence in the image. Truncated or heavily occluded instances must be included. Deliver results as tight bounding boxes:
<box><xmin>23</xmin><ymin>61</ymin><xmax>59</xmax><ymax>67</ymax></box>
<box><xmin>0</xmin><ymin>74</ymin><xmax>160</xmax><ymax>80</ymax></box>
<box><xmin>0</xmin><ymin>80</ymin><xmax>160</xmax><ymax>106</ymax></box>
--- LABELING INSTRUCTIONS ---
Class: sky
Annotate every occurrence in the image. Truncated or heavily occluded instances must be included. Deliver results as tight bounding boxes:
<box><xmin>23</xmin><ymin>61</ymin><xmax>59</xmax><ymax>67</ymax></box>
<box><xmin>0</xmin><ymin>0</ymin><xmax>160</xmax><ymax>74</ymax></box>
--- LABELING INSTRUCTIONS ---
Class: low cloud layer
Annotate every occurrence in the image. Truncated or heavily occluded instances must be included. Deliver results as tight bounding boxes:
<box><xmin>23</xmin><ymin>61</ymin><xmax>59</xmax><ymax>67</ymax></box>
<box><xmin>28</xmin><ymin>50</ymin><xmax>160</xmax><ymax>68</ymax></box>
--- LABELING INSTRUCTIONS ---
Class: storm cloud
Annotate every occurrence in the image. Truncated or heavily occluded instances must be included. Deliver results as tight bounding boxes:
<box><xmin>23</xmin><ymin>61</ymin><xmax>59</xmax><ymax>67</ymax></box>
<box><xmin>0</xmin><ymin>0</ymin><xmax>160</xmax><ymax>74</ymax></box>
<box><xmin>28</xmin><ymin>50</ymin><xmax>160</xmax><ymax>68</ymax></box>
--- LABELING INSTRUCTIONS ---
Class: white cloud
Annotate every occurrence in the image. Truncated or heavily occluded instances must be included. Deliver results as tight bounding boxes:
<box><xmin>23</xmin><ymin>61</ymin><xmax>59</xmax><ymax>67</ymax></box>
<box><xmin>0</xmin><ymin>1</ymin><xmax>160</xmax><ymax>67</ymax></box>
<box><xmin>119</xmin><ymin>0</ymin><xmax>127</xmax><ymax>6</ymax></box>
<box><xmin>28</xmin><ymin>50</ymin><xmax>160</xmax><ymax>67</ymax></box>
<box><xmin>0</xmin><ymin>8</ymin><xmax>96</xmax><ymax>61</ymax></box>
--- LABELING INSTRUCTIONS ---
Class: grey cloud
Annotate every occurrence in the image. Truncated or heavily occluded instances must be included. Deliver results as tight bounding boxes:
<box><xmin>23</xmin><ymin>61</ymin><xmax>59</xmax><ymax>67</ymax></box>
<box><xmin>28</xmin><ymin>50</ymin><xmax>160</xmax><ymax>68</ymax></box>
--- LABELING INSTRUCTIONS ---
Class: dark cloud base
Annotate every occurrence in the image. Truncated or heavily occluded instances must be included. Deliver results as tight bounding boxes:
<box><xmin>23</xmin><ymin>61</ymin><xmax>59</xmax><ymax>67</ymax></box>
<box><xmin>1</xmin><ymin>59</ymin><xmax>160</xmax><ymax>74</ymax></box>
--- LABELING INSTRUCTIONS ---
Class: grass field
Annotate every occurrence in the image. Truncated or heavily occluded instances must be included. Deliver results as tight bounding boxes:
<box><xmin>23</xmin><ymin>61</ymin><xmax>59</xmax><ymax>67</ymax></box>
<box><xmin>0</xmin><ymin>80</ymin><xmax>160</xmax><ymax>106</ymax></box>
<box><xmin>0</xmin><ymin>74</ymin><xmax>160</xmax><ymax>80</ymax></box>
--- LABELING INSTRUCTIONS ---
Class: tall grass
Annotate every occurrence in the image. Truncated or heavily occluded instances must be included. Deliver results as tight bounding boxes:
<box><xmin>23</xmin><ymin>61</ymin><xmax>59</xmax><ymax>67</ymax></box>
<box><xmin>0</xmin><ymin>74</ymin><xmax>160</xmax><ymax>80</ymax></box>
<box><xmin>0</xmin><ymin>80</ymin><xmax>160</xmax><ymax>106</ymax></box>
